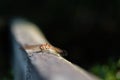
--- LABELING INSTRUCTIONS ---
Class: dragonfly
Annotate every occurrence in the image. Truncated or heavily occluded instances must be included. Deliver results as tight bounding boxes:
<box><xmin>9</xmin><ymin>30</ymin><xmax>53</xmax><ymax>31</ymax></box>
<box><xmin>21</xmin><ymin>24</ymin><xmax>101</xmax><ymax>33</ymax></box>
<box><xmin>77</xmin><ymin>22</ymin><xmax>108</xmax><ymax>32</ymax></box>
<box><xmin>22</xmin><ymin>43</ymin><xmax>67</xmax><ymax>56</ymax></box>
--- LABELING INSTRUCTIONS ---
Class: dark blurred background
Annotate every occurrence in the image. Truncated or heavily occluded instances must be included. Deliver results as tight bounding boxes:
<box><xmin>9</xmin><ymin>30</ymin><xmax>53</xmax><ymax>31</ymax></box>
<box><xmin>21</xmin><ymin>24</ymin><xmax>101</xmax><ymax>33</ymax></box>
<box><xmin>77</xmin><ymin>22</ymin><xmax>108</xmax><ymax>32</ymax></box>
<box><xmin>0</xmin><ymin>0</ymin><xmax>120</xmax><ymax>80</ymax></box>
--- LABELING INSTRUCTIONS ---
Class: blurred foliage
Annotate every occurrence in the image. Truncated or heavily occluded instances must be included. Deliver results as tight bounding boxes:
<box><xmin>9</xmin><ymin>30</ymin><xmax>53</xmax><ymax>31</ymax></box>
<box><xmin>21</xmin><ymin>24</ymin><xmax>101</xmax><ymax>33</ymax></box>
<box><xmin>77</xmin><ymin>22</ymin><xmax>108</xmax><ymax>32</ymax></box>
<box><xmin>90</xmin><ymin>59</ymin><xmax>120</xmax><ymax>80</ymax></box>
<box><xmin>2</xmin><ymin>69</ymin><xmax>13</xmax><ymax>80</ymax></box>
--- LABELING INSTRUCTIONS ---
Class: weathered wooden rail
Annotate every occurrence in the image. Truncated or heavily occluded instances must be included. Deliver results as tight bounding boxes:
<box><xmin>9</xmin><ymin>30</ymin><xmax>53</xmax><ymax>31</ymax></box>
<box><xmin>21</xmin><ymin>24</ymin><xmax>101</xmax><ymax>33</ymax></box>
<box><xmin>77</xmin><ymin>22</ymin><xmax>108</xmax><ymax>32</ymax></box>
<box><xmin>11</xmin><ymin>18</ymin><xmax>100</xmax><ymax>80</ymax></box>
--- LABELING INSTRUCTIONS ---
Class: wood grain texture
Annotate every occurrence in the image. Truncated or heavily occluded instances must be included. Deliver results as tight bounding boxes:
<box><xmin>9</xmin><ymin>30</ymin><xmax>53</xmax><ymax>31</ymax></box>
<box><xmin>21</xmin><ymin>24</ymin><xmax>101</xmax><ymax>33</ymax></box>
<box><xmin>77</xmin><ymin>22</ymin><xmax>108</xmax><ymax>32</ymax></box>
<box><xmin>11</xmin><ymin>18</ymin><xmax>100</xmax><ymax>80</ymax></box>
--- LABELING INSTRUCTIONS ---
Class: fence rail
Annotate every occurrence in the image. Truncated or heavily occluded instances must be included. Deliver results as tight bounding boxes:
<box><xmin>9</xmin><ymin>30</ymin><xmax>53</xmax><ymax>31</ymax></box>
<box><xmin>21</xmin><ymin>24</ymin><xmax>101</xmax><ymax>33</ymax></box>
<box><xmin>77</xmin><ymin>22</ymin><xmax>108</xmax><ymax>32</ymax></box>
<box><xmin>11</xmin><ymin>18</ymin><xmax>100</xmax><ymax>80</ymax></box>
